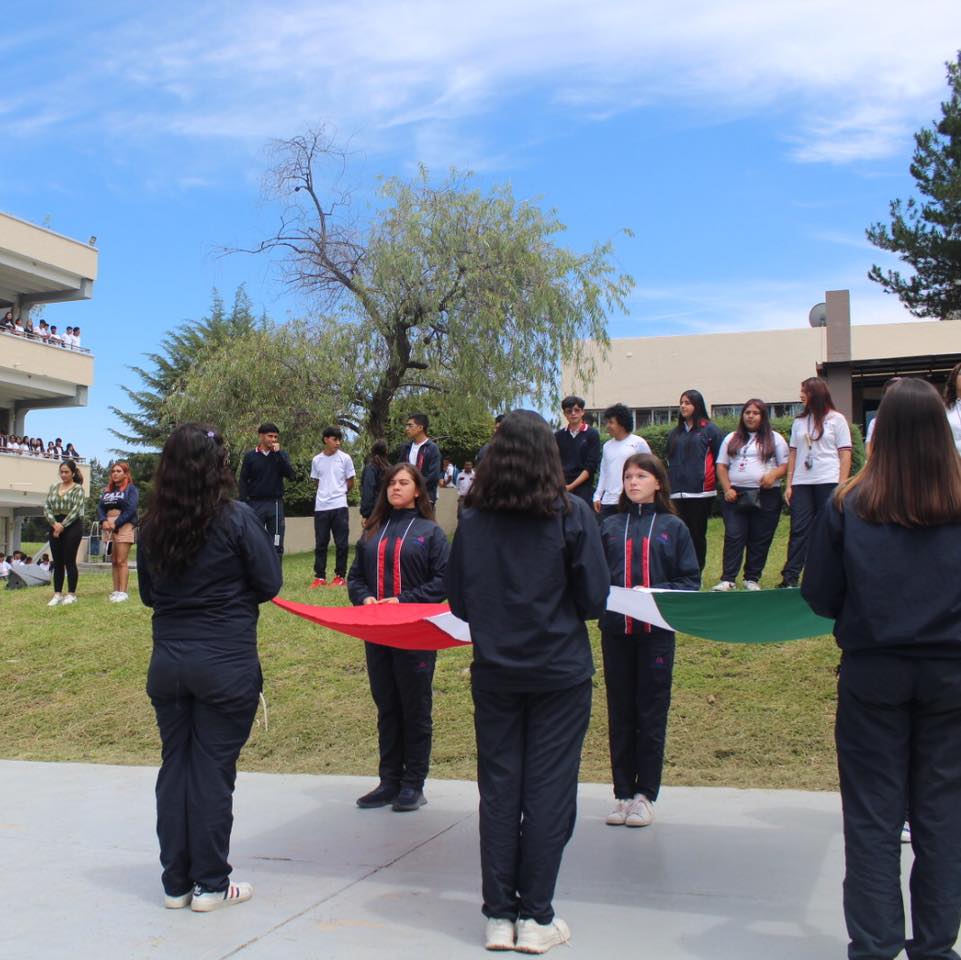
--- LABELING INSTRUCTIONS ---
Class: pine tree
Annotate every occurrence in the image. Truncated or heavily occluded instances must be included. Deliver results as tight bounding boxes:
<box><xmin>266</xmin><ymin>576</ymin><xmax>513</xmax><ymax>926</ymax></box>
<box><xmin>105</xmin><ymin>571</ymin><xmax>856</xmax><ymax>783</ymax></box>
<box><xmin>867</xmin><ymin>52</ymin><xmax>961</xmax><ymax>319</ymax></box>
<box><xmin>110</xmin><ymin>286</ymin><xmax>260</xmax><ymax>450</ymax></box>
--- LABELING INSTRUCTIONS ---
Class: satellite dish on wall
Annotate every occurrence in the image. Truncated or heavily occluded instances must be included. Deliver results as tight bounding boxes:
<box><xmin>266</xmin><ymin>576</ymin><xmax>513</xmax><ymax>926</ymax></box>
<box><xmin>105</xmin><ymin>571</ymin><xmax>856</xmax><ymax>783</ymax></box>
<box><xmin>808</xmin><ymin>302</ymin><xmax>827</xmax><ymax>328</ymax></box>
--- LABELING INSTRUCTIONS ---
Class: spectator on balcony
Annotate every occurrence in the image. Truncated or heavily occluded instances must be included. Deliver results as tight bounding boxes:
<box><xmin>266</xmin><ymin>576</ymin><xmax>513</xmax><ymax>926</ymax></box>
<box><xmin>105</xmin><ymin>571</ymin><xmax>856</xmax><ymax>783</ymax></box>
<box><xmin>64</xmin><ymin>443</ymin><xmax>80</xmax><ymax>460</ymax></box>
<box><xmin>1</xmin><ymin>310</ymin><xmax>13</xmax><ymax>330</ymax></box>
<box><xmin>38</xmin><ymin>320</ymin><xmax>50</xmax><ymax>342</ymax></box>
<box><xmin>72</xmin><ymin>326</ymin><xmax>82</xmax><ymax>348</ymax></box>
<box><xmin>54</xmin><ymin>438</ymin><xmax>64</xmax><ymax>458</ymax></box>
<box><xmin>46</xmin><ymin>441</ymin><xmax>56</xmax><ymax>457</ymax></box>
<box><xmin>49</xmin><ymin>325</ymin><xmax>63</xmax><ymax>345</ymax></box>
<box><xmin>24</xmin><ymin>318</ymin><xmax>35</xmax><ymax>339</ymax></box>
<box><xmin>12</xmin><ymin>317</ymin><xmax>25</xmax><ymax>336</ymax></box>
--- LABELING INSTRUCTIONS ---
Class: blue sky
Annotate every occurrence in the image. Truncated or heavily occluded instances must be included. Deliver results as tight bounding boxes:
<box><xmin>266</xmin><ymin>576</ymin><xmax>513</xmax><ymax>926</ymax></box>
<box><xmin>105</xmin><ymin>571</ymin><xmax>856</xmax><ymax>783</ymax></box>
<box><xmin>3</xmin><ymin>0</ymin><xmax>960</xmax><ymax>461</ymax></box>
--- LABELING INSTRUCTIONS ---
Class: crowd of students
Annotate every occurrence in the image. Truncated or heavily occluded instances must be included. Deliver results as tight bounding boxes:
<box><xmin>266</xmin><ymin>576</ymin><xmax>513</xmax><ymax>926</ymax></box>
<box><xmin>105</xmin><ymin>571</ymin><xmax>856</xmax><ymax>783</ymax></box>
<box><xmin>0</xmin><ymin>433</ymin><xmax>81</xmax><ymax>459</ymax></box>
<box><xmin>127</xmin><ymin>379</ymin><xmax>961</xmax><ymax>958</ymax></box>
<box><xmin>1</xmin><ymin>310</ymin><xmax>84</xmax><ymax>348</ymax></box>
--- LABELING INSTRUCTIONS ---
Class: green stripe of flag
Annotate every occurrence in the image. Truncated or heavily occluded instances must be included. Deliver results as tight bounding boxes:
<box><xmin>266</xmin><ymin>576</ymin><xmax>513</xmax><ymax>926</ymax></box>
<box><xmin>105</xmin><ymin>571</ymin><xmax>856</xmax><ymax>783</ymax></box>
<box><xmin>607</xmin><ymin>587</ymin><xmax>834</xmax><ymax>644</ymax></box>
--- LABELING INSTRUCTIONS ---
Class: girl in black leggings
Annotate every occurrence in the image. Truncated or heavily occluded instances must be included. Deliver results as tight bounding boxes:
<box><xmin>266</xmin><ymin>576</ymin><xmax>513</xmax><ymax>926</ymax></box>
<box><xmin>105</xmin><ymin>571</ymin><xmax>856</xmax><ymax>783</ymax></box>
<box><xmin>43</xmin><ymin>459</ymin><xmax>86</xmax><ymax>606</ymax></box>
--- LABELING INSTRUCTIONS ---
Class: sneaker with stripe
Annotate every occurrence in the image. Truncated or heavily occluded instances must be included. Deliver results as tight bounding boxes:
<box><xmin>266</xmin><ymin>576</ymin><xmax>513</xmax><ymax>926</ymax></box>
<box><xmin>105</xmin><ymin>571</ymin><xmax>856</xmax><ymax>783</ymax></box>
<box><xmin>190</xmin><ymin>881</ymin><xmax>253</xmax><ymax>912</ymax></box>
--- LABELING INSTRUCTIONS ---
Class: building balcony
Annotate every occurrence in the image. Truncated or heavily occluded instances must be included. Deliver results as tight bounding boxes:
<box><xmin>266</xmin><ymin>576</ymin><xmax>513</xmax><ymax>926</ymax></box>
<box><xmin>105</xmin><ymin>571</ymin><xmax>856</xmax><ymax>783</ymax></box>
<box><xmin>0</xmin><ymin>451</ymin><xmax>63</xmax><ymax>512</ymax></box>
<box><xmin>0</xmin><ymin>329</ymin><xmax>93</xmax><ymax>411</ymax></box>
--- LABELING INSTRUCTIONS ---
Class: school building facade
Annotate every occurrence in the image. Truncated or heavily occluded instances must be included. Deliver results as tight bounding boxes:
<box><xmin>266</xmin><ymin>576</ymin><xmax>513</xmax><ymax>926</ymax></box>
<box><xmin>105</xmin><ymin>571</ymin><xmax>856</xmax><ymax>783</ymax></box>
<box><xmin>0</xmin><ymin>212</ymin><xmax>98</xmax><ymax>553</ymax></box>
<box><xmin>563</xmin><ymin>290</ymin><xmax>961</xmax><ymax>433</ymax></box>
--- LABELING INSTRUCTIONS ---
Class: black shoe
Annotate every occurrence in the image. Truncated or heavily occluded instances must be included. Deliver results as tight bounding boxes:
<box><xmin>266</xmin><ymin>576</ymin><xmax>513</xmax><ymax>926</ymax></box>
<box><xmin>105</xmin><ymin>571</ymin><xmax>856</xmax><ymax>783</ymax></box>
<box><xmin>356</xmin><ymin>782</ymin><xmax>399</xmax><ymax>809</ymax></box>
<box><xmin>776</xmin><ymin>578</ymin><xmax>798</xmax><ymax>589</ymax></box>
<box><xmin>392</xmin><ymin>786</ymin><xmax>427</xmax><ymax>812</ymax></box>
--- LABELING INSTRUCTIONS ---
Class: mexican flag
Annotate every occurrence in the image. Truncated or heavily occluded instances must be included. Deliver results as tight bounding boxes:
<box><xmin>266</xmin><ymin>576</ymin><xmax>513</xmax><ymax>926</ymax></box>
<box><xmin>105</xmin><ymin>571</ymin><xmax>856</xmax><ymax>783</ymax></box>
<box><xmin>274</xmin><ymin>587</ymin><xmax>832</xmax><ymax>650</ymax></box>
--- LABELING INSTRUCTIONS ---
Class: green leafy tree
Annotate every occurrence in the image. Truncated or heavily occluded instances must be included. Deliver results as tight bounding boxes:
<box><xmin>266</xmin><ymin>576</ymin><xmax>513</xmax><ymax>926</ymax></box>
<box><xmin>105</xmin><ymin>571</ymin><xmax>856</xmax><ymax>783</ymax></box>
<box><xmin>867</xmin><ymin>52</ymin><xmax>961</xmax><ymax>319</ymax></box>
<box><xmin>110</xmin><ymin>286</ymin><xmax>262</xmax><ymax>450</ymax></box>
<box><xmin>239</xmin><ymin>130</ymin><xmax>634</xmax><ymax>440</ymax></box>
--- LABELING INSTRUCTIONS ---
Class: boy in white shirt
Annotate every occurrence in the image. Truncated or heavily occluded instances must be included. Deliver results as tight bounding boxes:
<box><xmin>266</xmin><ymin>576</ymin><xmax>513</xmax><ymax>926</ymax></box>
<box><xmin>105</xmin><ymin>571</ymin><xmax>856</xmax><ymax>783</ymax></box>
<box><xmin>593</xmin><ymin>403</ymin><xmax>651</xmax><ymax>521</ymax></box>
<box><xmin>310</xmin><ymin>426</ymin><xmax>355</xmax><ymax>587</ymax></box>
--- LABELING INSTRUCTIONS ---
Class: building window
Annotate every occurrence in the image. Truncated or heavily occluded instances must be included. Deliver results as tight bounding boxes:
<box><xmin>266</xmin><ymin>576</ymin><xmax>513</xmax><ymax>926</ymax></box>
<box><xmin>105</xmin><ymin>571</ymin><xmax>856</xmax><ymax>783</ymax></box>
<box><xmin>635</xmin><ymin>406</ymin><xmax>676</xmax><ymax>426</ymax></box>
<box><xmin>712</xmin><ymin>402</ymin><xmax>803</xmax><ymax>420</ymax></box>
<box><xmin>770</xmin><ymin>402</ymin><xmax>803</xmax><ymax>419</ymax></box>
<box><xmin>711</xmin><ymin>404</ymin><xmax>740</xmax><ymax>419</ymax></box>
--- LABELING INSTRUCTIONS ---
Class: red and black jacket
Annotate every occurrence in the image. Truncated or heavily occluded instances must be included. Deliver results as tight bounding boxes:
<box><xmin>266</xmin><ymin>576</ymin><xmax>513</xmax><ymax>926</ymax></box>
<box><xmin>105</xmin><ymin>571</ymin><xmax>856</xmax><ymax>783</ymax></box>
<box><xmin>666</xmin><ymin>419</ymin><xmax>724</xmax><ymax>495</ymax></box>
<box><xmin>347</xmin><ymin>508</ymin><xmax>449</xmax><ymax>604</ymax></box>
<box><xmin>599</xmin><ymin>503</ymin><xmax>700</xmax><ymax>635</ymax></box>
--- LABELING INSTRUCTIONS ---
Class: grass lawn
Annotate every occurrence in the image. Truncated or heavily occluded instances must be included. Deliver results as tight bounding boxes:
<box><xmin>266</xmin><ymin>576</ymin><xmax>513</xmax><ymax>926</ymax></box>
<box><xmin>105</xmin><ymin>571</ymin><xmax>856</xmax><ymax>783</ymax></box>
<box><xmin>0</xmin><ymin>518</ymin><xmax>840</xmax><ymax>790</ymax></box>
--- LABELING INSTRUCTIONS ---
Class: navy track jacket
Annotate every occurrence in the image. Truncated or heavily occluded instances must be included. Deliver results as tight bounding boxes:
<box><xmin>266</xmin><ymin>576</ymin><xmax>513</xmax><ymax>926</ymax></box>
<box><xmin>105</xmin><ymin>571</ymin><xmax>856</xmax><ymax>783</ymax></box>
<box><xmin>138</xmin><ymin>500</ymin><xmax>283</xmax><ymax>645</ymax></box>
<box><xmin>802</xmin><ymin>492</ymin><xmax>961</xmax><ymax>657</ymax></box>
<box><xmin>398</xmin><ymin>440</ymin><xmax>442</xmax><ymax>502</ymax></box>
<box><xmin>600</xmin><ymin>503</ymin><xmax>700</xmax><ymax>634</ymax></box>
<box><xmin>446</xmin><ymin>495</ymin><xmax>609</xmax><ymax>691</ymax></box>
<box><xmin>347</xmin><ymin>508</ymin><xmax>449</xmax><ymax>604</ymax></box>
<box><xmin>666</xmin><ymin>420</ymin><xmax>724</xmax><ymax>495</ymax></box>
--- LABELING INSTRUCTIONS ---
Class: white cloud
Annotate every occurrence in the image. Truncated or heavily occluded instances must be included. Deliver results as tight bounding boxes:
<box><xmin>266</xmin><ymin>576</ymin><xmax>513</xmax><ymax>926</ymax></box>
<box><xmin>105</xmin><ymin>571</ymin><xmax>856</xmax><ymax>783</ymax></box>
<box><xmin>8</xmin><ymin>0</ymin><xmax>961</xmax><ymax>166</ymax></box>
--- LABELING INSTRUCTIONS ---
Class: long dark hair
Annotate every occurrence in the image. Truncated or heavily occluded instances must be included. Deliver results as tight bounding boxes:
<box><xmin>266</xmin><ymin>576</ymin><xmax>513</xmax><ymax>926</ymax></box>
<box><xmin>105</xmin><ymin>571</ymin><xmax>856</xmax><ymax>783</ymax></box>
<box><xmin>466</xmin><ymin>409</ymin><xmax>569</xmax><ymax>517</ymax></box>
<box><xmin>60</xmin><ymin>459</ymin><xmax>83</xmax><ymax>485</ymax></box>
<box><xmin>944</xmin><ymin>361</ymin><xmax>961</xmax><ymax>408</ymax></box>
<box><xmin>367</xmin><ymin>439</ymin><xmax>390</xmax><ymax>473</ymax></box>
<box><xmin>797</xmin><ymin>377</ymin><xmax>835</xmax><ymax>441</ymax></box>
<box><xmin>727</xmin><ymin>399</ymin><xmax>776</xmax><ymax>462</ymax></box>
<box><xmin>668</xmin><ymin>389</ymin><xmax>711</xmax><ymax>459</ymax></box>
<box><xmin>836</xmin><ymin>379</ymin><xmax>961</xmax><ymax>526</ymax></box>
<box><xmin>139</xmin><ymin>423</ymin><xmax>236</xmax><ymax>578</ymax></box>
<box><xmin>363</xmin><ymin>463</ymin><xmax>434</xmax><ymax>539</ymax></box>
<box><xmin>617</xmin><ymin>453</ymin><xmax>676</xmax><ymax>514</ymax></box>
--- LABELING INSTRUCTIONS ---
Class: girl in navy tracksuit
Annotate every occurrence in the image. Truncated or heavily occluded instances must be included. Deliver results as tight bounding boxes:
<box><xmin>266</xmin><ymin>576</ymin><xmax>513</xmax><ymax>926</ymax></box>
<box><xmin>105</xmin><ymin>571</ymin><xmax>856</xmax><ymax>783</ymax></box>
<box><xmin>665</xmin><ymin>388</ymin><xmax>723</xmax><ymax>572</ymax></box>
<box><xmin>347</xmin><ymin>463</ymin><xmax>449</xmax><ymax>813</ymax></box>
<box><xmin>600</xmin><ymin>452</ymin><xmax>700</xmax><ymax>828</ymax></box>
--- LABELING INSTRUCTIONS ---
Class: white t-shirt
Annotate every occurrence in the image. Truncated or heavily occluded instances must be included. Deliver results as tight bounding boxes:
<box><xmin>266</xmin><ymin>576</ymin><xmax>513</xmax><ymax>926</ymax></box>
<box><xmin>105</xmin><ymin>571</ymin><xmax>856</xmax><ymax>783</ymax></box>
<box><xmin>717</xmin><ymin>431</ymin><xmax>790</xmax><ymax>489</ymax></box>
<box><xmin>789</xmin><ymin>410</ymin><xmax>852</xmax><ymax>485</ymax></box>
<box><xmin>593</xmin><ymin>434</ymin><xmax>652</xmax><ymax>505</ymax></box>
<box><xmin>0</xmin><ymin>559</ymin><xmax>9</xmax><ymax>577</ymax></box>
<box><xmin>442</xmin><ymin>463</ymin><xmax>455</xmax><ymax>485</ymax></box>
<box><xmin>310</xmin><ymin>450</ymin><xmax>356</xmax><ymax>511</ymax></box>
<box><xmin>865</xmin><ymin>417</ymin><xmax>877</xmax><ymax>445</ymax></box>
<box><xmin>407</xmin><ymin>439</ymin><xmax>427</xmax><ymax>466</ymax></box>
<box><xmin>456</xmin><ymin>471</ymin><xmax>475</xmax><ymax>497</ymax></box>
<box><xmin>947</xmin><ymin>401</ymin><xmax>961</xmax><ymax>455</ymax></box>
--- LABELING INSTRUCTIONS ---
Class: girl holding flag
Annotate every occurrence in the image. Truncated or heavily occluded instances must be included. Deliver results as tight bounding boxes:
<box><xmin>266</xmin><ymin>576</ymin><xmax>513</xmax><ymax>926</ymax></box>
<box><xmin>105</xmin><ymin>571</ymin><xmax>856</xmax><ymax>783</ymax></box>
<box><xmin>347</xmin><ymin>463</ymin><xmax>449</xmax><ymax>813</ymax></box>
<box><xmin>600</xmin><ymin>453</ymin><xmax>700</xmax><ymax>828</ymax></box>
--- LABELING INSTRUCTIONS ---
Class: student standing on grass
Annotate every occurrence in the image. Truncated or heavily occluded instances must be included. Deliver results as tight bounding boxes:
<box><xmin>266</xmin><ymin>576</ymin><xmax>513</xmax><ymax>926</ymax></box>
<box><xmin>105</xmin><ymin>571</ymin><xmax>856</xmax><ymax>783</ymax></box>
<box><xmin>802</xmin><ymin>378</ymin><xmax>961</xmax><ymax>960</ymax></box>
<box><xmin>665</xmin><ymin>389</ymin><xmax>723</xmax><ymax>573</ymax></box>
<box><xmin>97</xmin><ymin>461</ymin><xmax>139</xmax><ymax>603</ymax></box>
<box><xmin>398</xmin><ymin>413</ymin><xmax>441</xmax><ymax>506</ymax></box>
<box><xmin>554</xmin><ymin>395</ymin><xmax>601</xmax><ymax>508</ymax></box>
<box><xmin>779</xmin><ymin>377</ymin><xmax>852</xmax><ymax>589</ymax></box>
<box><xmin>238</xmin><ymin>422</ymin><xmax>295</xmax><ymax>556</ymax></box>
<box><xmin>139</xmin><ymin>424</ymin><xmax>282</xmax><ymax>913</ymax></box>
<box><xmin>713</xmin><ymin>399</ymin><xmax>789</xmax><ymax>591</ymax></box>
<box><xmin>600</xmin><ymin>453</ymin><xmax>699</xmax><ymax>829</ymax></box>
<box><xmin>43</xmin><ymin>459</ymin><xmax>85</xmax><ymax>607</ymax></box>
<box><xmin>446</xmin><ymin>410</ymin><xmax>609</xmax><ymax>955</ymax></box>
<box><xmin>347</xmin><ymin>464</ymin><xmax>449</xmax><ymax>813</ymax></box>
<box><xmin>593</xmin><ymin>402</ymin><xmax>650</xmax><ymax>521</ymax></box>
<box><xmin>359</xmin><ymin>439</ymin><xmax>390</xmax><ymax>526</ymax></box>
<box><xmin>310</xmin><ymin>426</ymin><xmax>355</xmax><ymax>588</ymax></box>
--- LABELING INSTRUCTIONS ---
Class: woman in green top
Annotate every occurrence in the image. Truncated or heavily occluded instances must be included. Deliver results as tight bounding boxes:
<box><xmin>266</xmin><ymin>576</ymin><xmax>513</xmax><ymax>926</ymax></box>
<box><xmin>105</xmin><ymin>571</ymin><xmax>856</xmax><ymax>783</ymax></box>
<box><xmin>43</xmin><ymin>459</ymin><xmax>85</xmax><ymax>606</ymax></box>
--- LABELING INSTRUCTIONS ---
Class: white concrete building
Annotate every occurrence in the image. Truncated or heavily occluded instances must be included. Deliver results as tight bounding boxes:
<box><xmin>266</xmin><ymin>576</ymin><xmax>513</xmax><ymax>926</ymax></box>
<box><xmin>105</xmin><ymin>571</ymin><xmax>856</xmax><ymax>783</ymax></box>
<box><xmin>563</xmin><ymin>290</ymin><xmax>961</xmax><ymax>431</ymax></box>
<box><xmin>0</xmin><ymin>212</ymin><xmax>97</xmax><ymax>552</ymax></box>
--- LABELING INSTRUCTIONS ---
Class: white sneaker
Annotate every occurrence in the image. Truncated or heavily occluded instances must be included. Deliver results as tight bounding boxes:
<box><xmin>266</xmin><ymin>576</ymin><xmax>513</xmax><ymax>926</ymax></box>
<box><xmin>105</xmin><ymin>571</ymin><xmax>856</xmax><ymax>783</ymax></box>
<box><xmin>514</xmin><ymin>917</ymin><xmax>571</xmax><ymax>954</ymax></box>
<box><xmin>712</xmin><ymin>580</ymin><xmax>736</xmax><ymax>592</ymax></box>
<box><xmin>605</xmin><ymin>798</ymin><xmax>633</xmax><ymax>826</ymax></box>
<box><xmin>190</xmin><ymin>881</ymin><xmax>253</xmax><ymax>912</ymax></box>
<box><xmin>47</xmin><ymin>594</ymin><xmax>63</xmax><ymax>607</ymax></box>
<box><xmin>901</xmin><ymin>821</ymin><xmax>911</xmax><ymax>844</ymax></box>
<box><xmin>625</xmin><ymin>794</ymin><xmax>655</xmax><ymax>828</ymax></box>
<box><xmin>484</xmin><ymin>917</ymin><xmax>516</xmax><ymax>951</ymax></box>
<box><xmin>61</xmin><ymin>594</ymin><xmax>78</xmax><ymax>605</ymax></box>
<box><xmin>110</xmin><ymin>591</ymin><xmax>129</xmax><ymax>603</ymax></box>
<box><xmin>108</xmin><ymin>591</ymin><xmax>119</xmax><ymax>601</ymax></box>
<box><xmin>744</xmin><ymin>580</ymin><xmax>761</xmax><ymax>591</ymax></box>
<box><xmin>164</xmin><ymin>889</ymin><xmax>193</xmax><ymax>909</ymax></box>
